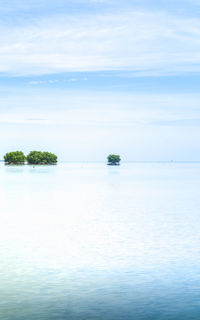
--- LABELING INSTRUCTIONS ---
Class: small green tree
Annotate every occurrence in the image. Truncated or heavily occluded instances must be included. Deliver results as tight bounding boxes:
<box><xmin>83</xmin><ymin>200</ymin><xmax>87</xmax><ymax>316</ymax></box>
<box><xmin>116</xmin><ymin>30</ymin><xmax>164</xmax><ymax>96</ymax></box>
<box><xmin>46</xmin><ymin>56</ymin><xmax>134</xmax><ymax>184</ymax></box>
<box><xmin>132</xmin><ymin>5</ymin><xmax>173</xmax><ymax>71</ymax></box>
<box><xmin>107</xmin><ymin>154</ymin><xmax>121</xmax><ymax>165</ymax></box>
<box><xmin>27</xmin><ymin>151</ymin><xmax>57</xmax><ymax>164</ymax></box>
<box><xmin>4</xmin><ymin>151</ymin><xmax>26</xmax><ymax>164</ymax></box>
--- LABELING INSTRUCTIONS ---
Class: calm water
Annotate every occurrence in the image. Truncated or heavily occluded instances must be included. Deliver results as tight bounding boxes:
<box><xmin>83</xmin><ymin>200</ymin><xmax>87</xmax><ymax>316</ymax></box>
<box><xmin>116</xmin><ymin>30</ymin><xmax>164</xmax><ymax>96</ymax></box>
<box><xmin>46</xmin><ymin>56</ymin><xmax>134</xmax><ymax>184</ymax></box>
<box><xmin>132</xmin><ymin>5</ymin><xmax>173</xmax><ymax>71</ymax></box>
<box><xmin>1</xmin><ymin>162</ymin><xmax>200</xmax><ymax>320</ymax></box>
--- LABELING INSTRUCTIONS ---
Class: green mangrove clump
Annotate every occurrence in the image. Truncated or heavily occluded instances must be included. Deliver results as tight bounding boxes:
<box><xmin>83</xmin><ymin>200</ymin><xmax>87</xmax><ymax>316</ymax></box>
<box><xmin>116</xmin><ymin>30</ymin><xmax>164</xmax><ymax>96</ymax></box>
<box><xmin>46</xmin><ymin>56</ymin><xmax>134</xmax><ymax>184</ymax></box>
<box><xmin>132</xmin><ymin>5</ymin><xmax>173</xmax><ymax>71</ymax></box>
<box><xmin>26</xmin><ymin>151</ymin><xmax>57</xmax><ymax>164</ymax></box>
<box><xmin>4</xmin><ymin>151</ymin><xmax>26</xmax><ymax>164</ymax></box>
<box><xmin>107</xmin><ymin>154</ymin><xmax>121</xmax><ymax>165</ymax></box>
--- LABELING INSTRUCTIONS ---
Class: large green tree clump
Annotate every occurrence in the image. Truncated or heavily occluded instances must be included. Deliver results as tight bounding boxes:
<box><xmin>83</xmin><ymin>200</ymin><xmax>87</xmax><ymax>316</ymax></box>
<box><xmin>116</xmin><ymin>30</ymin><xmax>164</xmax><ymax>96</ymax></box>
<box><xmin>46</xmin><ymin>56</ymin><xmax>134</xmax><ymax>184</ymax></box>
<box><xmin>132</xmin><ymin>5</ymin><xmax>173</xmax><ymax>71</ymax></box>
<box><xmin>107</xmin><ymin>154</ymin><xmax>121</xmax><ymax>165</ymax></box>
<box><xmin>4</xmin><ymin>151</ymin><xmax>26</xmax><ymax>164</ymax></box>
<box><xmin>27</xmin><ymin>151</ymin><xmax>57</xmax><ymax>164</ymax></box>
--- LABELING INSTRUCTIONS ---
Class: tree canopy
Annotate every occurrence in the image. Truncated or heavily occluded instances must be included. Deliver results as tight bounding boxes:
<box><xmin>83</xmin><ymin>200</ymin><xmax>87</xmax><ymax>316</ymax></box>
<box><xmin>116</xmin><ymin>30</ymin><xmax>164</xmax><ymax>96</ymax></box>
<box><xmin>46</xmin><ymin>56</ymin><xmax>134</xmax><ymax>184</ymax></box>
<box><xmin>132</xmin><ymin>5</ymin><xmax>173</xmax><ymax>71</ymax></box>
<box><xmin>107</xmin><ymin>154</ymin><xmax>121</xmax><ymax>165</ymax></box>
<box><xmin>26</xmin><ymin>151</ymin><xmax>57</xmax><ymax>164</ymax></box>
<box><xmin>4</xmin><ymin>151</ymin><xmax>26</xmax><ymax>164</ymax></box>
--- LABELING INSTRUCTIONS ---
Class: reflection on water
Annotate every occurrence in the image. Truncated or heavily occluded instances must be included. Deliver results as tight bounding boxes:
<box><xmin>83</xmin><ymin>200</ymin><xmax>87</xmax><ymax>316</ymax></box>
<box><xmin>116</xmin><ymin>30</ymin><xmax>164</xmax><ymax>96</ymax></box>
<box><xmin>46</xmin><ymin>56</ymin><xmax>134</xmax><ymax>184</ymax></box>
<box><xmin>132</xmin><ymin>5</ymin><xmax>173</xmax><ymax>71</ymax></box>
<box><xmin>1</xmin><ymin>162</ymin><xmax>200</xmax><ymax>319</ymax></box>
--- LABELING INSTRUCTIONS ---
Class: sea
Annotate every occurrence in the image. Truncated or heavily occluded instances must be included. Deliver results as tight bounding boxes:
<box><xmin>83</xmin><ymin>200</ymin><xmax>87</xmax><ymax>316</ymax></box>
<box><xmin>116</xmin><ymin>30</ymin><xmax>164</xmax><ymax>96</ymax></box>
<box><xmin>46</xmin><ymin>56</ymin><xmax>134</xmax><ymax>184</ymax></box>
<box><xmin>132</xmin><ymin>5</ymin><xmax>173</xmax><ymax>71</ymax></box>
<box><xmin>1</xmin><ymin>162</ymin><xmax>200</xmax><ymax>320</ymax></box>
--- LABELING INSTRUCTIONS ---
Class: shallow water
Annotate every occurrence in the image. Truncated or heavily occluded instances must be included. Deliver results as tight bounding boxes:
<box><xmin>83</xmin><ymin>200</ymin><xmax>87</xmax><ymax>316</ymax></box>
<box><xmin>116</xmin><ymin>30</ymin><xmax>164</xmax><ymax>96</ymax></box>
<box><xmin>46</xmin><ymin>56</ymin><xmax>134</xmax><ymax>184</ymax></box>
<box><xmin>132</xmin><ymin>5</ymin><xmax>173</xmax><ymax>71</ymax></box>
<box><xmin>1</xmin><ymin>162</ymin><xmax>200</xmax><ymax>320</ymax></box>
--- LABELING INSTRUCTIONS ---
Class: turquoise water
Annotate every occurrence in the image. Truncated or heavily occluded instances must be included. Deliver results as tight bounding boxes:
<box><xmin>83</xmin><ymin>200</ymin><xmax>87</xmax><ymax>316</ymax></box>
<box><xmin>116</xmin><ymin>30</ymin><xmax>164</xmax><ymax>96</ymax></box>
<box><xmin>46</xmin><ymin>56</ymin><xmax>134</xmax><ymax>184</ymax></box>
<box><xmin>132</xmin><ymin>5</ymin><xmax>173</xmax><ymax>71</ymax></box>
<box><xmin>1</xmin><ymin>162</ymin><xmax>200</xmax><ymax>320</ymax></box>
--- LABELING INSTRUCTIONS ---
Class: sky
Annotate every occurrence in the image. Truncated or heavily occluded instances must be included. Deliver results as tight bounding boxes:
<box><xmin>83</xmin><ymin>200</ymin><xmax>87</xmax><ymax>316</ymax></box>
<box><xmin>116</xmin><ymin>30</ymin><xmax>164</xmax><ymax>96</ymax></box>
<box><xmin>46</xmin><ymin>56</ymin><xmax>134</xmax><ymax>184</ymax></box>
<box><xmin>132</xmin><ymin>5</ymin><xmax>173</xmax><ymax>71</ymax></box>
<box><xmin>1</xmin><ymin>0</ymin><xmax>200</xmax><ymax>161</ymax></box>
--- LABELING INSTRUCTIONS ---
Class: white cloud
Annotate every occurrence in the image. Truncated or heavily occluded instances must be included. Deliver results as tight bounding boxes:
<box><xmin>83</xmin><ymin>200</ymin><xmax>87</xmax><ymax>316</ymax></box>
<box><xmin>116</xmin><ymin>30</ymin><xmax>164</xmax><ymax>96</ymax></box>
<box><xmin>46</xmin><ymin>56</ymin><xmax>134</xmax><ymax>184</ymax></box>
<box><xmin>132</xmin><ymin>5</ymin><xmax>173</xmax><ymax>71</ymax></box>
<box><xmin>67</xmin><ymin>78</ymin><xmax>77</xmax><ymax>82</ymax></box>
<box><xmin>28</xmin><ymin>79</ymin><xmax>59</xmax><ymax>85</ymax></box>
<box><xmin>0</xmin><ymin>9</ymin><xmax>200</xmax><ymax>76</ymax></box>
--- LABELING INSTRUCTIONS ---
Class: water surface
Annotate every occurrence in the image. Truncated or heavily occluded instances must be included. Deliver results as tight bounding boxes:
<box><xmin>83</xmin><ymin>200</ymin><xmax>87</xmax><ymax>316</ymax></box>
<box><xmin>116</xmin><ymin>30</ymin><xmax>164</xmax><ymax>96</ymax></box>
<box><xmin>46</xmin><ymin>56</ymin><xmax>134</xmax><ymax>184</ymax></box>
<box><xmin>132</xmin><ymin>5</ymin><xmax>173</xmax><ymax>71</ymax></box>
<box><xmin>1</xmin><ymin>162</ymin><xmax>200</xmax><ymax>319</ymax></box>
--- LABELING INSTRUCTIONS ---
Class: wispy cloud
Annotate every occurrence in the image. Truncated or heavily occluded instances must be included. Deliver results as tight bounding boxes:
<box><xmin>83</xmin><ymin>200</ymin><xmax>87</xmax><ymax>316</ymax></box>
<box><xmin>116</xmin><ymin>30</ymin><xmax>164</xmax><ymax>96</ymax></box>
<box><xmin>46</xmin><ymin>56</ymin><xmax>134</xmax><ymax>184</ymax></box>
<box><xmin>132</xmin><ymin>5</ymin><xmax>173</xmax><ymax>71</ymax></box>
<box><xmin>66</xmin><ymin>78</ymin><xmax>77</xmax><ymax>82</ymax></box>
<box><xmin>28</xmin><ymin>78</ymin><xmax>87</xmax><ymax>85</ymax></box>
<box><xmin>26</xmin><ymin>118</ymin><xmax>47</xmax><ymax>121</ymax></box>
<box><xmin>0</xmin><ymin>7</ymin><xmax>200</xmax><ymax>76</ymax></box>
<box><xmin>28</xmin><ymin>80</ymin><xmax>59</xmax><ymax>85</ymax></box>
<box><xmin>152</xmin><ymin>118</ymin><xmax>200</xmax><ymax>126</ymax></box>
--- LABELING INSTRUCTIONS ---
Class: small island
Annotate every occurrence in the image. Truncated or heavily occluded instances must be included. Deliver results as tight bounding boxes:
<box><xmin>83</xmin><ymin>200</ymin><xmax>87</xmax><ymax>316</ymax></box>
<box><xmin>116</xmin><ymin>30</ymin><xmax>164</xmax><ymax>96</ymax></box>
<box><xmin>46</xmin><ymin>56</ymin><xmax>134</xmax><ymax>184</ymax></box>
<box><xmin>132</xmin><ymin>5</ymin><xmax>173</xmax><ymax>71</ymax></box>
<box><xmin>107</xmin><ymin>154</ymin><xmax>121</xmax><ymax>165</ymax></box>
<box><xmin>4</xmin><ymin>151</ymin><xmax>58</xmax><ymax>165</ymax></box>
<box><xmin>27</xmin><ymin>151</ymin><xmax>57</xmax><ymax>165</ymax></box>
<box><xmin>4</xmin><ymin>151</ymin><xmax>26</xmax><ymax>165</ymax></box>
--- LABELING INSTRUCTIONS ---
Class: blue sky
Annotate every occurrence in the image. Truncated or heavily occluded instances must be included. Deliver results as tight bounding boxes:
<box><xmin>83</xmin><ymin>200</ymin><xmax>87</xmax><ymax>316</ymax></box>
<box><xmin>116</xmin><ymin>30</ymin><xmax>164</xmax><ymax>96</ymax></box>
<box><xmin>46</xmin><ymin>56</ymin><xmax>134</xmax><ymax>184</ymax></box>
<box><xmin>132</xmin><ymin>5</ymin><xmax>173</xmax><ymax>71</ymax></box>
<box><xmin>1</xmin><ymin>0</ymin><xmax>200</xmax><ymax>161</ymax></box>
